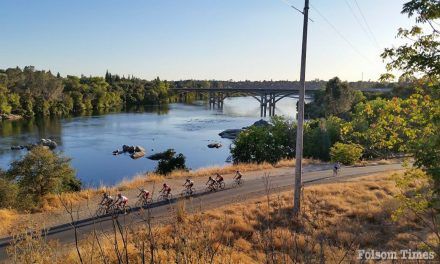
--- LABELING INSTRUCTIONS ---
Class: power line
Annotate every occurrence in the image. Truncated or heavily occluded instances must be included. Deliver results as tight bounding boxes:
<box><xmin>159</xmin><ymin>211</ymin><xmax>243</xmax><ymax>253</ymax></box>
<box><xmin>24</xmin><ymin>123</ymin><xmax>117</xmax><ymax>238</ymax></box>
<box><xmin>343</xmin><ymin>0</ymin><xmax>376</xmax><ymax>48</ymax></box>
<box><xmin>310</xmin><ymin>3</ymin><xmax>373</xmax><ymax>64</ymax></box>
<box><xmin>352</xmin><ymin>0</ymin><xmax>380</xmax><ymax>48</ymax></box>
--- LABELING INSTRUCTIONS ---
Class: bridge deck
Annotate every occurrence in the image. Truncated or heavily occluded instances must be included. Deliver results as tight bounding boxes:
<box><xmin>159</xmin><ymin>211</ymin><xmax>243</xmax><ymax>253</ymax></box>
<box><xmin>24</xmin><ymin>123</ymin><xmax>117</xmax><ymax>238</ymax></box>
<box><xmin>171</xmin><ymin>87</ymin><xmax>391</xmax><ymax>93</ymax></box>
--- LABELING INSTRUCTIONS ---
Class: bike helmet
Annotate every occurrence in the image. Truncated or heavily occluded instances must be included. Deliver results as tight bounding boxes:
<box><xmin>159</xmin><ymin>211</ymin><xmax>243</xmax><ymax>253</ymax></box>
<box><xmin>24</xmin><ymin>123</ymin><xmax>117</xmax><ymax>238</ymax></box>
<box><xmin>103</xmin><ymin>193</ymin><xmax>109</xmax><ymax>198</ymax></box>
<box><xmin>117</xmin><ymin>193</ymin><xmax>122</xmax><ymax>197</ymax></box>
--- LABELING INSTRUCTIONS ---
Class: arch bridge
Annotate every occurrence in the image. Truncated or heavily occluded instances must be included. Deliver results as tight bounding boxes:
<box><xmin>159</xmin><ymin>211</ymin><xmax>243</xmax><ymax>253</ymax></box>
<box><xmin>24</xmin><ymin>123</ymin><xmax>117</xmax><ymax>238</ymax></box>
<box><xmin>171</xmin><ymin>87</ymin><xmax>390</xmax><ymax>117</ymax></box>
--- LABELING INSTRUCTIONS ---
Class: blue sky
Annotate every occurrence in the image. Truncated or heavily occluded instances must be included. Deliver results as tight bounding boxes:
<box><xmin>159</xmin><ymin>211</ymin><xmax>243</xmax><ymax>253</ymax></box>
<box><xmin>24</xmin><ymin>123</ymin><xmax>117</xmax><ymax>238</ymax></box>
<box><xmin>0</xmin><ymin>0</ymin><xmax>411</xmax><ymax>81</ymax></box>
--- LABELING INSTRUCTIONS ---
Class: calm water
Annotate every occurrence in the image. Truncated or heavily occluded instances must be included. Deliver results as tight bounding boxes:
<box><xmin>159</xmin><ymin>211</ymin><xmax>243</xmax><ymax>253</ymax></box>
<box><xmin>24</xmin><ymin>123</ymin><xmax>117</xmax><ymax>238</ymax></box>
<box><xmin>0</xmin><ymin>97</ymin><xmax>301</xmax><ymax>186</ymax></box>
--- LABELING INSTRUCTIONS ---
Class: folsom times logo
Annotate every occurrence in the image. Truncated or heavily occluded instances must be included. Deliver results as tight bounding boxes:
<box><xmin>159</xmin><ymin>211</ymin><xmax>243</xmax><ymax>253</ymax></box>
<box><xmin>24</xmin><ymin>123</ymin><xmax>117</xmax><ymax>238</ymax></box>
<box><xmin>357</xmin><ymin>249</ymin><xmax>436</xmax><ymax>260</ymax></box>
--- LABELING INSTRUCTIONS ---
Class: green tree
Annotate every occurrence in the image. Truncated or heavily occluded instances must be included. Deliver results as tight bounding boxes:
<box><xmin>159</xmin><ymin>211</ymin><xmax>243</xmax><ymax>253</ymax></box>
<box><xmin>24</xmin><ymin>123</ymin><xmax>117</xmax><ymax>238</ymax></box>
<box><xmin>305</xmin><ymin>77</ymin><xmax>365</xmax><ymax>119</ymax></box>
<box><xmin>8</xmin><ymin>146</ymin><xmax>81</xmax><ymax>208</ymax></box>
<box><xmin>341</xmin><ymin>93</ymin><xmax>437</xmax><ymax>159</ymax></box>
<box><xmin>156</xmin><ymin>153</ymin><xmax>187</xmax><ymax>175</ymax></box>
<box><xmin>380</xmin><ymin>0</ymin><xmax>439</xmax><ymax>183</ymax></box>
<box><xmin>330</xmin><ymin>143</ymin><xmax>363</xmax><ymax>165</ymax></box>
<box><xmin>0</xmin><ymin>84</ymin><xmax>12</xmax><ymax>114</ymax></box>
<box><xmin>8</xmin><ymin>92</ymin><xmax>21</xmax><ymax>113</ymax></box>
<box><xmin>231</xmin><ymin>117</ymin><xmax>296</xmax><ymax>164</ymax></box>
<box><xmin>0</xmin><ymin>170</ymin><xmax>18</xmax><ymax>208</ymax></box>
<box><xmin>145</xmin><ymin>77</ymin><xmax>169</xmax><ymax>104</ymax></box>
<box><xmin>381</xmin><ymin>0</ymin><xmax>440</xmax><ymax>80</ymax></box>
<box><xmin>304</xmin><ymin>116</ymin><xmax>344</xmax><ymax>161</ymax></box>
<box><xmin>19</xmin><ymin>94</ymin><xmax>34</xmax><ymax>117</ymax></box>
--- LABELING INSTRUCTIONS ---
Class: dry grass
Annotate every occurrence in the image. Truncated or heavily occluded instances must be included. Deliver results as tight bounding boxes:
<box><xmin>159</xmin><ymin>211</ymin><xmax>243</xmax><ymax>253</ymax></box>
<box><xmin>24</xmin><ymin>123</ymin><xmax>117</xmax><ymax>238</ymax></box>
<box><xmin>39</xmin><ymin>170</ymin><xmax>436</xmax><ymax>263</ymax></box>
<box><xmin>0</xmin><ymin>209</ymin><xmax>18</xmax><ymax>235</ymax></box>
<box><xmin>377</xmin><ymin>159</ymin><xmax>392</xmax><ymax>165</ymax></box>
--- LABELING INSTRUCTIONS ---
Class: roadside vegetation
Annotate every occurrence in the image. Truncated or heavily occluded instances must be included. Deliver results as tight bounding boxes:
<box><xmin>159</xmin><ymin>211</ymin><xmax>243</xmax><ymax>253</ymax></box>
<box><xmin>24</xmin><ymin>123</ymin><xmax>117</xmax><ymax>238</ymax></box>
<box><xmin>0</xmin><ymin>146</ymin><xmax>81</xmax><ymax>211</ymax></box>
<box><xmin>6</xmin><ymin>170</ymin><xmax>439</xmax><ymax>263</ymax></box>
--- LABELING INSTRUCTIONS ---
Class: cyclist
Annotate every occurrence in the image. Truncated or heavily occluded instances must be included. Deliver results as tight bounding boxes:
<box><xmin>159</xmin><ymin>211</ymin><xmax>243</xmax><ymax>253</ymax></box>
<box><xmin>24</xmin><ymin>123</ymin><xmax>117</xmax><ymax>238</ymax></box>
<box><xmin>234</xmin><ymin>170</ymin><xmax>243</xmax><ymax>181</ymax></box>
<box><xmin>183</xmin><ymin>179</ymin><xmax>194</xmax><ymax>194</ymax></box>
<box><xmin>160</xmin><ymin>183</ymin><xmax>172</xmax><ymax>198</ymax></box>
<box><xmin>113</xmin><ymin>193</ymin><xmax>129</xmax><ymax>212</ymax></box>
<box><xmin>215</xmin><ymin>173</ymin><xmax>224</xmax><ymax>184</ymax></box>
<box><xmin>333</xmin><ymin>162</ymin><xmax>341</xmax><ymax>177</ymax></box>
<box><xmin>100</xmin><ymin>193</ymin><xmax>114</xmax><ymax>212</ymax></box>
<box><xmin>138</xmin><ymin>188</ymin><xmax>150</xmax><ymax>201</ymax></box>
<box><xmin>206</xmin><ymin>176</ymin><xmax>216</xmax><ymax>190</ymax></box>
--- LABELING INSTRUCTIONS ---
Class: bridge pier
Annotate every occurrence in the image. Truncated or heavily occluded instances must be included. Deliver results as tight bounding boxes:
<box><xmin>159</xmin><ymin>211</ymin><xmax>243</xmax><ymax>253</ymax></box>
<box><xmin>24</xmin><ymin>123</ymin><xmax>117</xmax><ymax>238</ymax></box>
<box><xmin>268</xmin><ymin>93</ymin><xmax>276</xmax><ymax>116</ymax></box>
<box><xmin>260</xmin><ymin>94</ymin><xmax>265</xmax><ymax>117</ymax></box>
<box><xmin>208</xmin><ymin>92</ymin><xmax>225</xmax><ymax>110</ymax></box>
<box><xmin>178</xmin><ymin>92</ymin><xmax>190</xmax><ymax>103</ymax></box>
<box><xmin>259</xmin><ymin>93</ymin><xmax>278</xmax><ymax>117</ymax></box>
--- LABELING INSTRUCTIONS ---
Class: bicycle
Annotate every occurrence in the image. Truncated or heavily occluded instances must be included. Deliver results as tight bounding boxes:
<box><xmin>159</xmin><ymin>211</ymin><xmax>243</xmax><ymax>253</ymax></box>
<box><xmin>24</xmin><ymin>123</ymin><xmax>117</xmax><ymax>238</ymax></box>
<box><xmin>180</xmin><ymin>187</ymin><xmax>194</xmax><ymax>198</ymax></box>
<box><xmin>332</xmin><ymin>163</ymin><xmax>341</xmax><ymax>177</ymax></box>
<box><xmin>114</xmin><ymin>204</ymin><xmax>132</xmax><ymax>215</ymax></box>
<box><xmin>232</xmin><ymin>178</ymin><xmax>244</xmax><ymax>187</ymax></box>
<box><xmin>214</xmin><ymin>181</ymin><xmax>225</xmax><ymax>190</ymax></box>
<box><xmin>205</xmin><ymin>183</ymin><xmax>217</xmax><ymax>192</ymax></box>
<box><xmin>135</xmin><ymin>196</ymin><xmax>153</xmax><ymax>208</ymax></box>
<box><xmin>158</xmin><ymin>192</ymin><xmax>173</xmax><ymax>201</ymax></box>
<box><xmin>333</xmin><ymin>166</ymin><xmax>340</xmax><ymax>177</ymax></box>
<box><xmin>95</xmin><ymin>203</ymin><xmax>116</xmax><ymax>218</ymax></box>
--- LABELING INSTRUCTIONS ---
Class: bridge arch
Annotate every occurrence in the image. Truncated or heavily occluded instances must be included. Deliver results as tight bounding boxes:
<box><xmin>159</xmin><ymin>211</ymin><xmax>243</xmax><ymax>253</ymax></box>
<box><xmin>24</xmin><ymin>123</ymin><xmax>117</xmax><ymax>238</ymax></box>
<box><xmin>173</xmin><ymin>88</ymin><xmax>306</xmax><ymax>117</ymax></box>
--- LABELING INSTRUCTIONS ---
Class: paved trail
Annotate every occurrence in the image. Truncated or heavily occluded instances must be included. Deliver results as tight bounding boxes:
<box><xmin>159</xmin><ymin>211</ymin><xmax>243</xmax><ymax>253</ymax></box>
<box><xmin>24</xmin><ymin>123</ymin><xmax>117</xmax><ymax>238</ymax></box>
<box><xmin>0</xmin><ymin>163</ymin><xmax>402</xmax><ymax>260</ymax></box>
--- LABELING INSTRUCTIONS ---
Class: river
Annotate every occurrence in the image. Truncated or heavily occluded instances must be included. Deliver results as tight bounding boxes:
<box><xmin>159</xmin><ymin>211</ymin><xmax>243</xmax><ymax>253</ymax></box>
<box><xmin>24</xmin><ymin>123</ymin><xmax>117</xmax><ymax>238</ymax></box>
<box><xmin>0</xmin><ymin>97</ymin><xmax>301</xmax><ymax>186</ymax></box>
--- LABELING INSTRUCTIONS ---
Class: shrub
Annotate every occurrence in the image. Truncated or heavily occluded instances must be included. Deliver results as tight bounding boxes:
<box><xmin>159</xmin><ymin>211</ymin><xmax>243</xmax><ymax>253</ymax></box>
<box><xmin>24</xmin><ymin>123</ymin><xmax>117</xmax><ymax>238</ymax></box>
<box><xmin>232</xmin><ymin>116</ymin><xmax>344</xmax><ymax>164</ymax></box>
<box><xmin>156</xmin><ymin>152</ymin><xmax>187</xmax><ymax>175</ymax></box>
<box><xmin>231</xmin><ymin>116</ymin><xmax>296</xmax><ymax>164</ymax></box>
<box><xmin>0</xmin><ymin>171</ymin><xmax>18</xmax><ymax>208</ymax></box>
<box><xmin>8</xmin><ymin>146</ymin><xmax>81</xmax><ymax>209</ymax></box>
<box><xmin>303</xmin><ymin>116</ymin><xmax>343</xmax><ymax>161</ymax></box>
<box><xmin>330</xmin><ymin>142</ymin><xmax>363</xmax><ymax>165</ymax></box>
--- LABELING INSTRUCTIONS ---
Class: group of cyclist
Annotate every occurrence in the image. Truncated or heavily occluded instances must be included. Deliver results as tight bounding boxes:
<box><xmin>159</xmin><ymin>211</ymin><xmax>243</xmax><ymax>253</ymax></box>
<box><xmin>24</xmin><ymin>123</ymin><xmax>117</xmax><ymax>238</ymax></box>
<box><xmin>100</xmin><ymin>192</ymin><xmax>128</xmax><ymax>212</ymax></box>
<box><xmin>100</xmin><ymin>170</ymin><xmax>244</xmax><ymax>213</ymax></box>
<box><xmin>100</xmin><ymin>163</ymin><xmax>341</xmax><ymax>214</ymax></box>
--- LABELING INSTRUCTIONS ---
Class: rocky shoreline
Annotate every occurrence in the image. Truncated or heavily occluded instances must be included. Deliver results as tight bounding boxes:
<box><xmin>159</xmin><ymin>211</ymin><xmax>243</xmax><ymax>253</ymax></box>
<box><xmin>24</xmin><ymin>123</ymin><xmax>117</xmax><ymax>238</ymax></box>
<box><xmin>0</xmin><ymin>114</ymin><xmax>23</xmax><ymax>121</ymax></box>
<box><xmin>11</xmin><ymin>138</ymin><xmax>58</xmax><ymax>151</ymax></box>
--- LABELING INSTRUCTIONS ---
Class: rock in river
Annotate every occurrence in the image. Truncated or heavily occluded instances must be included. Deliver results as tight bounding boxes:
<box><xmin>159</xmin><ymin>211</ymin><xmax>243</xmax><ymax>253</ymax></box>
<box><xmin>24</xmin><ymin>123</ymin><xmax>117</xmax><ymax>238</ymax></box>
<box><xmin>130</xmin><ymin>151</ymin><xmax>145</xmax><ymax>159</ymax></box>
<box><xmin>122</xmin><ymin>145</ymin><xmax>135</xmax><ymax>153</ymax></box>
<box><xmin>117</xmin><ymin>144</ymin><xmax>146</xmax><ymax>159</ymax></box>
<box><xmin>252</xmin><ymin>119</ymin><xmax>270</xmax><ymax>127</ymax></box>
<box><xmin>11</xmin><ymin>146</ymin><xmax>25</xmax><ymax>150</ymax></box>
<box><xmin>207</xmin><ymin>143</ymin><xmax>222</xmax><ymax>149</ymax></box>
<box><xmin>11</xmin><ymin>139</ymin><xmax>57</xmax><ymax>151</ymax></box>
<box><xmin>39</xmin><ymin>138</ymin><xmax>57</xmax><ymax>150</ymax></box>
<box><xmin>218</xmin><ymin>129</ymin><xmax>242</xmax><ymax>139</ymax></box>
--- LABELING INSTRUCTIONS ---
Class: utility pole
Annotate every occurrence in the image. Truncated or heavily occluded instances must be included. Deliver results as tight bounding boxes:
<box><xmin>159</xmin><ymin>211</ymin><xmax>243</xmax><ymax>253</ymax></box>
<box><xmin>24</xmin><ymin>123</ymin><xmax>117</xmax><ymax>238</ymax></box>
<box><xmin>293</xmin><ymin>0</ymin><xmax>310</xmax><ymax>217</ymax></box>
